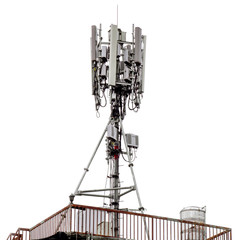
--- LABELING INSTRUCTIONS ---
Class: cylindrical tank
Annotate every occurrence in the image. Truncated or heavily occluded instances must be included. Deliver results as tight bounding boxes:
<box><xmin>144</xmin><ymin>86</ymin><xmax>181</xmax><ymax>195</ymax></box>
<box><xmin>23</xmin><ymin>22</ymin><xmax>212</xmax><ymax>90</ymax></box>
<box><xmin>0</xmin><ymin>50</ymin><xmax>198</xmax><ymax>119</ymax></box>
<box><xmin>180</xmin><ymin>206</ymin><xmax>206</xmax><ymax>240</ymax></box>
<box><xmin>180</xmin><ymin>206</ymin><xmax>206</xmax><ymax>223</ymax></box>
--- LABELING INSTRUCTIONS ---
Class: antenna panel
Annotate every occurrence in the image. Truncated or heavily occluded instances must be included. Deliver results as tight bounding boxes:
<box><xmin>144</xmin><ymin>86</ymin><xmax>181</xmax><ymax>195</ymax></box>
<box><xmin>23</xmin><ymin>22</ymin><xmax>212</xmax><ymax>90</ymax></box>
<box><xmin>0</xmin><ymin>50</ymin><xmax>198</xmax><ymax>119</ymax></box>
<box><xmin>91</xmin><ymin>25</ymin><xmax>97</xmax><ymax>61</ymax></box>
<box><xmin>109</xmin><ymin>24</ymin><xmax>118</xmax><ymax>86</ymax></box>
<box><xmin>134</xmin><ymin>27</ymin><xmax>142</xmax><ymax>65</ymax></box>
<box><xmin>101</xmin><ymin>46</ymin><xmax>108</xmax><ymax>62</ymax></box>
<box><xmin>125</xmin><ymin>134</ymin><xmax>139</xmax><ymax>148</ymax></box>
<box><xmin>140</xmin><ymin>35</ymin><xmax>147</xmax><ymax>93</ymax></box>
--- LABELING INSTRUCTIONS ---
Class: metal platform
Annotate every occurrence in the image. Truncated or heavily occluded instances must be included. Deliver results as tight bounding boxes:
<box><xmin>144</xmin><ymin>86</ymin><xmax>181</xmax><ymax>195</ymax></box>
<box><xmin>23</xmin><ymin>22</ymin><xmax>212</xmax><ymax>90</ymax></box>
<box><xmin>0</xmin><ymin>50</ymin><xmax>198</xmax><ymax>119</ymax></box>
<box><xmin>7</xmin><ymin>204</ymin><xmax>232</xmax><ymax>240</ymax></box>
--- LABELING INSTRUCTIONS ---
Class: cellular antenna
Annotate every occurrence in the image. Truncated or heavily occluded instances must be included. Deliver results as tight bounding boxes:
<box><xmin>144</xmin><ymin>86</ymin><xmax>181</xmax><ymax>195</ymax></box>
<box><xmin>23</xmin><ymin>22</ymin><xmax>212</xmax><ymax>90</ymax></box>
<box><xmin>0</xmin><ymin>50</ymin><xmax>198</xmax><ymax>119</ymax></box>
<box><xmin>117</xmin><ymin>5</ymin><xmax>118</xmax><ymax>26</ymax></box>
<box><xmin>72</xmin><ymin>23</ymin><xmax>147</xmax><ymax>237</ymax></box>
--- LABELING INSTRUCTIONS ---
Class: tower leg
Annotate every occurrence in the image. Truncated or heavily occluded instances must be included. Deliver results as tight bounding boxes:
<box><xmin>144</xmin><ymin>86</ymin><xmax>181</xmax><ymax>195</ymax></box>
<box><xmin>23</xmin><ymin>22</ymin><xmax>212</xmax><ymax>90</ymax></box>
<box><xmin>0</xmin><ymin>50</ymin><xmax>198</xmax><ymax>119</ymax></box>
<box><xmin>120</xmin><ymin>118</ymin><xmax>144</xmax><ymax>211</ymax></box>
<box><xmin>74</xmin><ymin>119</ymin><xmax>111</xmax><ymax>195</ymax></box>
<box><xmin>120</xmin><ymin>118</ymin><xmax>151</xmax><ymax>240</ymax></box>
<box><xmin>57</xmin><ymin>120</ymin><xmax>110</xmax><ymax>234</ymax></box>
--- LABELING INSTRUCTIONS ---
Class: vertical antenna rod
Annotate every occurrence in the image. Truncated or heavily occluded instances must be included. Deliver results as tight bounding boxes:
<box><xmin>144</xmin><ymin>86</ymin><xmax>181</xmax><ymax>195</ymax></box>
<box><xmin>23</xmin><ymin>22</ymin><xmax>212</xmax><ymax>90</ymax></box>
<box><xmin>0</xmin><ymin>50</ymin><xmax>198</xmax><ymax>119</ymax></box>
<box><xmin>117</xmin><ymin>5</ymin><xmax>118</xmax><ymax>26</ymax></box>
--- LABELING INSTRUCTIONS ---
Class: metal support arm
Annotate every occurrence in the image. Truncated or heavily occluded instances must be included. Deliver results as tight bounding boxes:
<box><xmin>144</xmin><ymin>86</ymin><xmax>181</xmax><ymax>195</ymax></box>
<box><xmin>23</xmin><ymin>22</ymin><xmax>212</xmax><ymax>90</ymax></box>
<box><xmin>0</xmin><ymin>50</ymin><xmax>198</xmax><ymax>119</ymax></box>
<box><xmin>77</xmin><ymin>186</ymin><xmax>135</xmax><ymax>194</ymax></box>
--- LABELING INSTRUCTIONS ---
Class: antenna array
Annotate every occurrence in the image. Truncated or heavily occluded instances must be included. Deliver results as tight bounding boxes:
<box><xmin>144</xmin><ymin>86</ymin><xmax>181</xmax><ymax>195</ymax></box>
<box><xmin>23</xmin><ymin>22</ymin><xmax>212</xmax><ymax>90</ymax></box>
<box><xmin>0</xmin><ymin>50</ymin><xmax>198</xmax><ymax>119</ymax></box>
<box><xmin>91</xmin><ymin>24</ymin><xmax>146</xmax><ymax>118</ymax></box>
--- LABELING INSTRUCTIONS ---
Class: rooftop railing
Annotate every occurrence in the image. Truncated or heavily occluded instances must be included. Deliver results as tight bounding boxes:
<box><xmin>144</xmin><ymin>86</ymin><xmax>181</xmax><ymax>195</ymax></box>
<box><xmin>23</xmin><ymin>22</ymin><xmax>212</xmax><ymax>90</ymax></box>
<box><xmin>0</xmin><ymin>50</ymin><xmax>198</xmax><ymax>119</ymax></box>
<box><xmin>6</xmin><ymin>228</ymin><xmax>29</xmax><ymax>240</ymax></box>
<box><xmin>8</xmin><ymin>204</ymin><xmax>232</xmax><ymax>240</ymax></box>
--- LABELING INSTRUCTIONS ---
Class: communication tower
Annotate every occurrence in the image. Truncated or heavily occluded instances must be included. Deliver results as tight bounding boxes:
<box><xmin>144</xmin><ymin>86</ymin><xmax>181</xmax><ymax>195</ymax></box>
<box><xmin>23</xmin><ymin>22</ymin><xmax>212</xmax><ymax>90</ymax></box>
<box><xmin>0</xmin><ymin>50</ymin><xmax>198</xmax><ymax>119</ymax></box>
<box><xmin>70</xmin><ymin>24</ymin><xmax>147</xmax><ymax>238</ymax></box>
<box><xmin>6</xmin><ymin>22</ymin><xmax>232</xmax><ymax>240</ymax></box>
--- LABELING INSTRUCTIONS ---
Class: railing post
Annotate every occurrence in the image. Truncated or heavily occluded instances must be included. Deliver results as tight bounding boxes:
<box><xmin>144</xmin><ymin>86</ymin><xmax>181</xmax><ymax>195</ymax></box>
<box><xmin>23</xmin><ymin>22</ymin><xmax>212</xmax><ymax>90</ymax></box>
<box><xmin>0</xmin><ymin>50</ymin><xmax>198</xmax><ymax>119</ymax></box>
<box><xmin>152</xmin><ymin>218</ymin><xmax>154</xmax><ymax>240</ymax></box>
<box><xmin>70</xmin><ymin>205</ymin><xmax>72</xmax><ymax>234</ymax></box>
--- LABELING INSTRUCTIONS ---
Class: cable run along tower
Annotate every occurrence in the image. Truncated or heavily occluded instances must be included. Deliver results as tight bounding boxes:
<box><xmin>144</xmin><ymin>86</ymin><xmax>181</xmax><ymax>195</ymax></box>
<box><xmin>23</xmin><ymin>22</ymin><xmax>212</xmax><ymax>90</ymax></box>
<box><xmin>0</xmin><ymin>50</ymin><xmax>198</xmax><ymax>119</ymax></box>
<box><xmin>71</xmin><ymin>24</ymin><xmax>147</xmax><ymax>238</ymax></box>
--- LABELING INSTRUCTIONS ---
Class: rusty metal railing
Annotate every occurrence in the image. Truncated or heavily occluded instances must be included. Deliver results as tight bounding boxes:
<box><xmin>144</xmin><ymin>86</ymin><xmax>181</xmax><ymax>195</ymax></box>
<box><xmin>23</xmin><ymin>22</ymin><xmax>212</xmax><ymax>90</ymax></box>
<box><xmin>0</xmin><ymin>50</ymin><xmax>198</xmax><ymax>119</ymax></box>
<box><xmin>6</xmin><ymin>228</ymin><xmax>29</xmax><ymax>240</ymax></box>
<box><xmin>29</xmin><ymin>204</ymin><xmax>232</xmax><ymax>240</ymax></box>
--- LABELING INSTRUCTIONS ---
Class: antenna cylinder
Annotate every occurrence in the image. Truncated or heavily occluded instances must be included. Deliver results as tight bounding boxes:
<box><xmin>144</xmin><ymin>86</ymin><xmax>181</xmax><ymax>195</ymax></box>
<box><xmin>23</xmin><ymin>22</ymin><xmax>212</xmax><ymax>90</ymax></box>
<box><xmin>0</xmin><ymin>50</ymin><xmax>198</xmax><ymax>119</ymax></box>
<box><xmin>91</xmin><ymin>25</ymin><xmax>97</xmax><ymax>61</ymax></box>
<box><xmin>140</xmin><ymin>35</ymin><xmax>147</xmax><ymax>93</ymax></box>
<box><xmin>109</xmin><ymin>24</ymin><xmax>118</xmax><ymax>86</ymax></box>
<box><xmin>100</xmin><ymin>63</ymin><xmax>107</xmax><ymax>79</ymax></box>
<box><xmin>134</xmin><ymin>27</ymin><xmax>142</xmax><ymax>65</ymax></box>
<box><xmin>124</xmin><ymin>45</ymin><xmax>131</xmax><ymax>65</ymax></box>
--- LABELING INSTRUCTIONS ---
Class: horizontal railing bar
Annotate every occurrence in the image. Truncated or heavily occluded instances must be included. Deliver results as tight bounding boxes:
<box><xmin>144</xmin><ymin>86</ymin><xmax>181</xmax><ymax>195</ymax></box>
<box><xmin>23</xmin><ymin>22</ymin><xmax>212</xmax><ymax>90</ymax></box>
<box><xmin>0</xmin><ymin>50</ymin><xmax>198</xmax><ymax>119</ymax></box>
<box><xmin>17</xmin><ymin>228</ymin><xmax>30</xmax><ymax>232</ymax></box>
<box><xmin>30</xmin><ymin>205</ymin><xmax>71</xmax><ymax>231</ymax></box>
<box><xmin>207</xmin><ymin>230</ymin><xmax>231</xmax><ymax>240</ymax></box>
<box><xmin>8</xmin><ymin>233</ymin><xmax>18</xmax><ymax>236</ymax></box>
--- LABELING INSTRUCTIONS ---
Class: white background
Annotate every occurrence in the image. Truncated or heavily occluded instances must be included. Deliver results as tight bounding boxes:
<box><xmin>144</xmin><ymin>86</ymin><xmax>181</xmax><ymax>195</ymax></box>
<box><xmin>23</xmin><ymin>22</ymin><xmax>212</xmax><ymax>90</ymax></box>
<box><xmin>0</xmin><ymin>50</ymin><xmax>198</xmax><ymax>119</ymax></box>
<box><xmin>0</xmin><ymin>0</ymin><xmax>239</xmax><ymax>239</ymax></box>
